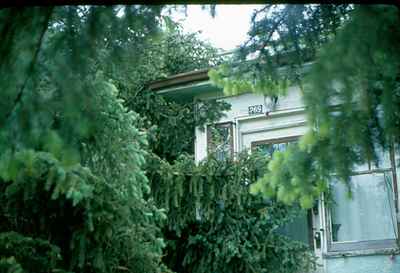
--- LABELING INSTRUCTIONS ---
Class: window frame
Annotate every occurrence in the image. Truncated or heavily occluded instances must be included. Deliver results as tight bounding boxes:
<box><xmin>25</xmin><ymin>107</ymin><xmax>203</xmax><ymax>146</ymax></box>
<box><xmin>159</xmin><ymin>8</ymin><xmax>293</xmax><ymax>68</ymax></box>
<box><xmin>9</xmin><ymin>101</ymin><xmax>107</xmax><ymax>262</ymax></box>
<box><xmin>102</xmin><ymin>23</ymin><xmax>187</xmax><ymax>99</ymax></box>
<box><xmin>251</xmin><ymin>136</ymin><xmax>399</xmax><ymax>253</ymax></box>
<box><xmin>250</xmin><ymin>135</ymin><xmax>301</xmax><ymax>155</ymax></box>
<box><xmin>207</xmin><ymin>121</ymin><xmax>234</xmax><ymax>159</ymax></box>
<box><xmin>325</xmin><ymin>147</ymin><xmax>399</xmax><ymax>253</ymax></box>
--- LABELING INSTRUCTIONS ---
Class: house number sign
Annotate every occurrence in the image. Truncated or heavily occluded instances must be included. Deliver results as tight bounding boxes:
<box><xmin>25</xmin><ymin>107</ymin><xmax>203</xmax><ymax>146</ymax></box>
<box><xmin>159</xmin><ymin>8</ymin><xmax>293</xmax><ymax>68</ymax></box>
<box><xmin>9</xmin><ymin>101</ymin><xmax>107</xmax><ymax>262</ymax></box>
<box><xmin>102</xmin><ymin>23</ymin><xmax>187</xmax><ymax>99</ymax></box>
<box><xmin>248</xmin><ymin>105</ymin><xmax>263</xmax><ymax>115</ymax></box>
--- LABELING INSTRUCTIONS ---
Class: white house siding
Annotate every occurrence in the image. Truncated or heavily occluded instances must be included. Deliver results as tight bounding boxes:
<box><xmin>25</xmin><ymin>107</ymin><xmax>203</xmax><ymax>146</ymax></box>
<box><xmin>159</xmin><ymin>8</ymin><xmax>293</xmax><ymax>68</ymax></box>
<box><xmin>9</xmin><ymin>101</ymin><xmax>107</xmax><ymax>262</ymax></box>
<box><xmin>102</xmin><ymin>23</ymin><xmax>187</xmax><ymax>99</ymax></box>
<box><xmin>326</xmin><ymin>255</ymin><xmax>400</xmax><ymax>273</ymax></box>
<box><xmin>194</xmin><ymin>85</ymin><xmax>305</xmax><ymax>162</ymax></box>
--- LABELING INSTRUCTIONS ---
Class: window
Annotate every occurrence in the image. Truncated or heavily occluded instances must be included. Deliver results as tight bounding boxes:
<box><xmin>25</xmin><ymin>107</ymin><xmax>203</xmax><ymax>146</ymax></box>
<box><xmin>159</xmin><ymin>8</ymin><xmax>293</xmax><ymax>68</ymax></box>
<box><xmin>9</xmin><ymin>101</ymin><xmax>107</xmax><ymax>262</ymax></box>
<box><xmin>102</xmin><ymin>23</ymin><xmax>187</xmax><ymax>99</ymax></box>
<box><xmin>251</xmin><ymin>136</ymin><xmax>299</xmax><ymax>158</ymax></box>
<box><xmin>207</xmin><ymin>122</ymin><xmax>234</xmax><ymax>160</ymax></box>
<box><xmin>327</xmin><ymin>148</ymin><xmax>398</xmax><ymax>252</ymax></box>
<box><xmin>252</xmin><ymin>136</ymin><xmax>315</xmax><ymax>249</ymax></box>
<box><xmin>250</xmin><ymin>136</ymin><xmax>399</xmax><ymax>253</ymax></box>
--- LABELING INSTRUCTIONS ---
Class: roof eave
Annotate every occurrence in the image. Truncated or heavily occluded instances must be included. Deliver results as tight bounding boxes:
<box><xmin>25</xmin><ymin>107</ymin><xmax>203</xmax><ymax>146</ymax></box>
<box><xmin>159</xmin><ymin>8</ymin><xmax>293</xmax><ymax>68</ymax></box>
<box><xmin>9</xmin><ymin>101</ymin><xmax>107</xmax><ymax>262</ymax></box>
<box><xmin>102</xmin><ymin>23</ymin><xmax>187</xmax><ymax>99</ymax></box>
<box><xmin>148</xmin><ymin>68</ymin><xmax>210</xmax><ymax>91</ymax></box>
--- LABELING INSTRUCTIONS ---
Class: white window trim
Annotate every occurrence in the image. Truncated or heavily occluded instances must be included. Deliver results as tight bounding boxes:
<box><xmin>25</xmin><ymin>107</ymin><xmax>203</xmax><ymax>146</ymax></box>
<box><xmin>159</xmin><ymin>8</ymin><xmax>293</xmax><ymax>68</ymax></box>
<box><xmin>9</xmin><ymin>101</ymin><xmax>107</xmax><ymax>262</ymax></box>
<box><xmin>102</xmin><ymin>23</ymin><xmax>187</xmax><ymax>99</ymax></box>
<box><xmin>324</xmin><ymin>154</ymin><xmax>399</xmax><ymax>254</ymax></box>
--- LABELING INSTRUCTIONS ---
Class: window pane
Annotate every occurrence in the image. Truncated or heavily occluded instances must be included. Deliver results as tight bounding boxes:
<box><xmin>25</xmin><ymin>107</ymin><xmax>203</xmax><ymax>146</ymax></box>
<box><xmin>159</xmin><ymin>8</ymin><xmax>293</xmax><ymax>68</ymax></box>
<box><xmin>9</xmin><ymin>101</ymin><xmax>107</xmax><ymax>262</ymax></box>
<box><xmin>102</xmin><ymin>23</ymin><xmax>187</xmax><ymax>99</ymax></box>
<box><xmin>353</xmin><ymin>147</ymin><xmax>392</xmax><ymax>172</ymax></box>
<box><xmin>275</xmin><ymin>143</ymin><xmax>287</xmax><ymax>152</ymax></box>
<box><xmin>253</xmin><ymin>139</ymin><xmax>298</xmax><ymax>158</ymax></box>
<box><xmin>254</xmin><ymin>143</ymin><xmax>275</xmax><ymax>158</ymax></box>
<box><xmin>278</xmin><ymin>211</ymin><xmax>311</xmax><ymax>246</ymax></box>
<box><xmin>352</xmin><ymin>161</ymin><xmax>370</xmax><ymax>172</ymax></box>
<box><xmin>373</xmin><ymin>146</ymin><xmax>391</xmax><ymax>169</ymax></box>
<box><xmin>208</xmin><ymin>123</ymin><xmax>233</xmax><ymax>160</ymax></box>
<box><xmin>331</xmin><ymin>173</ymin><xmax>397</xmax><ymax>242</ymax></box>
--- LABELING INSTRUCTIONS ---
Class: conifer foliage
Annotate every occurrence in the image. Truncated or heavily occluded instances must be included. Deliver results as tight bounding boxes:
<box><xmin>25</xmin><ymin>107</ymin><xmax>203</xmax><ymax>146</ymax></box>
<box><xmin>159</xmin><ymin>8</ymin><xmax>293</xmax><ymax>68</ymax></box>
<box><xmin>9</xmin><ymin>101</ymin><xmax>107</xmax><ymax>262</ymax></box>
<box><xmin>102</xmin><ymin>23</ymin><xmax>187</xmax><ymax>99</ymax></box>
<box><xmin>107</xmin><ymin>9</ymin><xmax>314</xmax><ymax>273</ymax></box>
<box><xmin>0</xmin><ymin>6</ymin><xmax>166</xmax><ymax>273</ymax></box>
<box><xmin>150</xmin><ymin>153</ymin><xmax>315</xmax><ymax>273</ymax></box>
<box><xmin>1</xmin><ymin>5</ymin><xmax>317</xmax><ymax>273</ymax></box>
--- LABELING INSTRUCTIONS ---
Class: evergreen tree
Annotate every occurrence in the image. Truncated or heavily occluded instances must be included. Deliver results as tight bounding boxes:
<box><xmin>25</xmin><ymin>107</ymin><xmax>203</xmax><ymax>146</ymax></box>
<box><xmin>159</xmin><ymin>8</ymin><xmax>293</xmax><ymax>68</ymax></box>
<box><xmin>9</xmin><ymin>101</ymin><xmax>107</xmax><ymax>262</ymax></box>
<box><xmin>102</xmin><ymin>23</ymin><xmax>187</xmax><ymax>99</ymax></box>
<box><xmin>0</xmin><ymin>6</ymin><xmax>167</xmax><ymax>273</ymax></box>
<box><xmin>0</xmin><ymin>5</ymin><xmax>323</xmax><ymax>273</ymax></box>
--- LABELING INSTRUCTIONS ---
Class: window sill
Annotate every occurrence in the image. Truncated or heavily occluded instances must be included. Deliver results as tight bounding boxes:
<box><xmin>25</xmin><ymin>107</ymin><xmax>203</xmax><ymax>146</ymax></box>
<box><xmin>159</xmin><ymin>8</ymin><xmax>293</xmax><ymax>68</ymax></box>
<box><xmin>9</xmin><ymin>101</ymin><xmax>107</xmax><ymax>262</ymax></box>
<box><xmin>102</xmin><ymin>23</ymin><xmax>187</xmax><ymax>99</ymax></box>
<box><xmin>323</xmin><ymin>247</ymin><xmax>400</xmax><ymax>259</ymax></box>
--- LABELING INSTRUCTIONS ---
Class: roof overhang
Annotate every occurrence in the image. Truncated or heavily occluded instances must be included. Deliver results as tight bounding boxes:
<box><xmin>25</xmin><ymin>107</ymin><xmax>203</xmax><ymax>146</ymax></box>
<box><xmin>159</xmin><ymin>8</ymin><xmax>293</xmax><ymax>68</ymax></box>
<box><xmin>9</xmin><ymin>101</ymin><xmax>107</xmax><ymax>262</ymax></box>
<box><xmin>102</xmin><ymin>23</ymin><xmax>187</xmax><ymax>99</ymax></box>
<box><xmin>148</xmin><ymin>68</ymin><xmax>222</xmax><ymax>101</ymax></box>
<box><xmin>147</xmin><ymin>55</ymin><xmax>315</xmax><ymax>102</ymax></box>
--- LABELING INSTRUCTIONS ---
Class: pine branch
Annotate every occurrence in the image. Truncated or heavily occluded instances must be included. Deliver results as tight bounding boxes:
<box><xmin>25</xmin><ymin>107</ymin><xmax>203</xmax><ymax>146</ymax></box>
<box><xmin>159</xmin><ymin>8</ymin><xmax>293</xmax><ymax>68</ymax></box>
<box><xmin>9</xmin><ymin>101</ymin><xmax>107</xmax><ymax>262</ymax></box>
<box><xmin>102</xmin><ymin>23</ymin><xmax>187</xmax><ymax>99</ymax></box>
<box><xmin>3</xmin><ymin>7</ymin><xmax>54</xmax><ymax>122</ymax></box>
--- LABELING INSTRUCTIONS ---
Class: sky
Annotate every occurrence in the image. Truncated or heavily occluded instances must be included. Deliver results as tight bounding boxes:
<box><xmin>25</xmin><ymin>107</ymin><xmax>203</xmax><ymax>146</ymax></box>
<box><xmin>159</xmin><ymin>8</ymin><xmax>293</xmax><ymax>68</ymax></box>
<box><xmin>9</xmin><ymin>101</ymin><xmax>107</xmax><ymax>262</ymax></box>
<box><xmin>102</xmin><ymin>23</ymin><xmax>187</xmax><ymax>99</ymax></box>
<box><xmin>168</xmin><ymin>5</ymin><xmax>264</xmax><ymax>52</ymax></box>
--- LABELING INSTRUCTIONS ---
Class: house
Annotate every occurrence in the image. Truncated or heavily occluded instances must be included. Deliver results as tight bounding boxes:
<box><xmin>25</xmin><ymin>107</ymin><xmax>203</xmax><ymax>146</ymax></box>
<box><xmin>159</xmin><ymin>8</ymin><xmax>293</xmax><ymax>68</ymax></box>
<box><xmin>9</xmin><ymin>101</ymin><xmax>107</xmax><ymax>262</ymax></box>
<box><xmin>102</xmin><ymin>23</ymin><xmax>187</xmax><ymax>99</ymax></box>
<box><xmin>149</xmin><ymin>68</ymin><xmax>400</xmax><ymax>273</ymax></box>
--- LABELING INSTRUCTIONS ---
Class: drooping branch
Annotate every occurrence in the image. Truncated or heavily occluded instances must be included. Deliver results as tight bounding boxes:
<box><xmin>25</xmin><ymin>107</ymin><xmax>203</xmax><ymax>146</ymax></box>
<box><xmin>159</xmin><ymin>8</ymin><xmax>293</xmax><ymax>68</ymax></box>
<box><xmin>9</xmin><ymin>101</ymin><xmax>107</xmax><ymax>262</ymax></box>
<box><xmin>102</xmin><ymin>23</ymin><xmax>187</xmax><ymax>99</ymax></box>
<box><xmin>3</xmin><ymin>7</ymin><xmax>54</xmax><ymax>122</ymax></box>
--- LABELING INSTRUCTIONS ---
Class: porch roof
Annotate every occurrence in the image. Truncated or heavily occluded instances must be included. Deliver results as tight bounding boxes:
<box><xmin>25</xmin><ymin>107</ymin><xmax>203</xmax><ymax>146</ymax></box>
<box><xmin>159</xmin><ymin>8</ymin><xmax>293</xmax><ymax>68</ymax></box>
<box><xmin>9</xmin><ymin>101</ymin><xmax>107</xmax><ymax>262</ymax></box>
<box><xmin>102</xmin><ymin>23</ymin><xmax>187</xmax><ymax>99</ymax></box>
<box><xmin>148</xmin><ymin>68</ymin><xmax>222</xmax><ymax>101</ymax></box>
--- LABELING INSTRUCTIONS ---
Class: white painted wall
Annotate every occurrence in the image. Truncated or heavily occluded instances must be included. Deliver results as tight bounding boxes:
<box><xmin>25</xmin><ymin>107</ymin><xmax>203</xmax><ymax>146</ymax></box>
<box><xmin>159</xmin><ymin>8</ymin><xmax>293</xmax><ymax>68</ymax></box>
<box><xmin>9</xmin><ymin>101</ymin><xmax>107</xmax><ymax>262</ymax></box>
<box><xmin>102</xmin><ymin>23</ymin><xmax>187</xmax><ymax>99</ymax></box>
<box><xmin>194</xmin><ymin>85</ymin><xmax>305</xmax><ymax>162</ymax></box>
